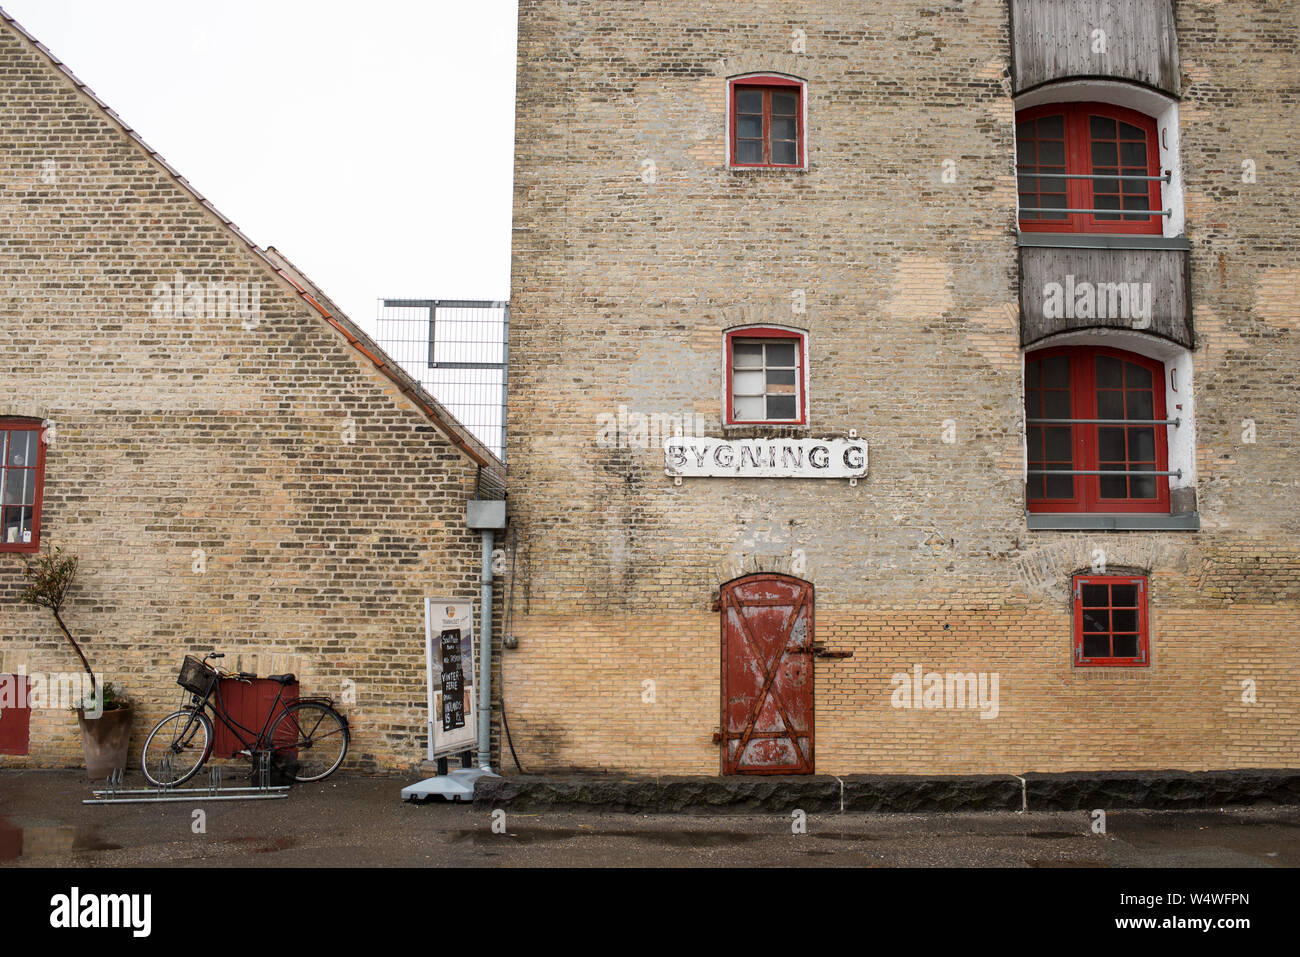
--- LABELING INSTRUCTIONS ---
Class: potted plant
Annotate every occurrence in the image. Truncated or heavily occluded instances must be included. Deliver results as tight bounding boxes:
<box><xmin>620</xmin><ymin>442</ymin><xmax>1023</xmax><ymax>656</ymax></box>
<box><xmin>19</xmin><ymin>547</ymin><xmax>133</xmax><ymax>780</ymax></box>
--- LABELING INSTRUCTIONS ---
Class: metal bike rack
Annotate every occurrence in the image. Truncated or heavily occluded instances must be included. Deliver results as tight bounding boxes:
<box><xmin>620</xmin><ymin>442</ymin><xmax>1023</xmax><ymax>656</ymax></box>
<box><xmin>83</xmin><ymin>754</ymin><xmax>291</xmax><ymax>805</ymax></box>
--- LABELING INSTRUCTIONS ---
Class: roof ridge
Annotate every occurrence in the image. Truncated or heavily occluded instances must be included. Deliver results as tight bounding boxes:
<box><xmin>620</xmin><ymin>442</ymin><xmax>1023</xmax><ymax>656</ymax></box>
<box><xmin>0</xmin><ymin>5</ymin><xmax>504</xmax><ymax>472</ymax></box>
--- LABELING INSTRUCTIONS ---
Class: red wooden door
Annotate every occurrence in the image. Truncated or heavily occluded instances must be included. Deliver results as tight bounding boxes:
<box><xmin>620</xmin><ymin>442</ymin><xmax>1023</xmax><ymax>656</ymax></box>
<box><xmin>719</xmin><ymin>574</ymin><xmax>814</xmax><ymax>775</ymax></box>
<box><xmin>0</xmin><ymin>675</ymin><xmax>31</xmax><ymax>755</ymax></box>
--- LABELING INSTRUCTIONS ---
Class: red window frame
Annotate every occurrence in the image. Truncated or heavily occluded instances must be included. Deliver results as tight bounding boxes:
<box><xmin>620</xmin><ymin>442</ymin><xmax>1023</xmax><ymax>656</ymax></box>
<box><xmin>728</xmin><ymin>75</ymin><xmax>805</xmax><ymax>169</ymax></box>
<box><xmin>0</xmin><ymin>419</ymin><xmax>47</xmax><ymax>554</ymax></box>
<box><xmin>725</xmin><ymin>327</ymin><xmax>807</xmax><ymax>426</ymax></box>
<box><xmin>1025</xmin><ymin>346</ymin><xmax>1170</xmax><ymax>514</ymax></box>
<box><xmin>1073</xmin><ymin>574</ymin><xmax>1150</xmax><ymax>667</ymax></box>
<box><xmin>1017</xmin><ymin>102</ymin><xmax>1163</xmax><ymax>235</ymax></box>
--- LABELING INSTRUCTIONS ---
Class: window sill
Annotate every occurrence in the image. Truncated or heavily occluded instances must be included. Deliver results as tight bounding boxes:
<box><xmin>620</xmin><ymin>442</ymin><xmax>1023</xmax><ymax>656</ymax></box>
<box><xmin>1018</xmin><ymin>232</ymin><xmax>1189</xmax><ymax>251</ymax></box>
<box><xmin>1027</xmin><ymin>512</ymin><xmax>1199</xmax><ymax>531</ymax></box>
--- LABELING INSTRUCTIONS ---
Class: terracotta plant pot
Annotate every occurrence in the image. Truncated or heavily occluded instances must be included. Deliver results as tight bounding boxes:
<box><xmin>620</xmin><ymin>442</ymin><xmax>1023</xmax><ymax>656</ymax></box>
<box><xmin>77</xmin><ymin>704</ymin><xmax>133</xmax><ymax>782</ymax></box>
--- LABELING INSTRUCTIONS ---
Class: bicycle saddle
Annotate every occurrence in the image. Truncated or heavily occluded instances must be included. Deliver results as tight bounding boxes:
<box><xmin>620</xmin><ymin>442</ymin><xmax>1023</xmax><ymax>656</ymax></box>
<box><xmin>268</xmin><ymin>673</ymin><xmax>297</xmax><ymax>684</ymax></box>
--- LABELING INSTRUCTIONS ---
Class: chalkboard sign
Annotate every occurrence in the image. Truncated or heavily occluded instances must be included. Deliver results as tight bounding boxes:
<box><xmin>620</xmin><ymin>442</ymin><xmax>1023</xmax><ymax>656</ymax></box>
<box><xmin>439</xmin><ymin>628</ymin><xmax>465</xmax><ymax>731</ymax></box>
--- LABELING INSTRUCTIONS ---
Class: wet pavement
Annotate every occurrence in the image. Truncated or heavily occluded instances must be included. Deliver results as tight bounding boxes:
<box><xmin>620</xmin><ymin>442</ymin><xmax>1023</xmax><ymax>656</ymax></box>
<box><xmin>1</xmin><ymin>769</ymin><xmax>1298</xmax><ymax>867</ymax></box>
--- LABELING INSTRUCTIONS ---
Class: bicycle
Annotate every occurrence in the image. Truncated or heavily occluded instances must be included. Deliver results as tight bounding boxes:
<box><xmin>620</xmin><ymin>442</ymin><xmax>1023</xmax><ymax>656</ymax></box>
<box><xmin>140</xmin><ymin>652</ymin><xmax>349</xmax><ymax>788</ymax></box>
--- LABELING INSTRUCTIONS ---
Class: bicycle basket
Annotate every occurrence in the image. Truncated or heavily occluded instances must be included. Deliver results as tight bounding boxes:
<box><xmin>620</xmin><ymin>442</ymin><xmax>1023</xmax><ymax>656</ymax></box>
<box><xmin>177</xmin><ymin>655</ymin><xmax>217</xmax><ymax>696</ymax></box>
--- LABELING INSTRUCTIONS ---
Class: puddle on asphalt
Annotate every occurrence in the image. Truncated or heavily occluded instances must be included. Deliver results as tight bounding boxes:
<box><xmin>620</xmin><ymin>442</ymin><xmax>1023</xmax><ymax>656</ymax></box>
<box><xmin>0</xmin><ymin>816</ymin><xmax>122</xmax><ymax>861</ymax></box>
<box><xmin>230</xmin><ymin>835</ymin><xmax>300</xmax><ymax>854</ymax></box>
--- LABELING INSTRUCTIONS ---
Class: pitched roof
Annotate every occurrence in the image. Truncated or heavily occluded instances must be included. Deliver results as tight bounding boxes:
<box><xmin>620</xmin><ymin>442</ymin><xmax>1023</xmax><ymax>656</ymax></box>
<box><xmin>0</xmin><ymin>6</ymin><xmax>504</xmax><ymax>474</ymax></box>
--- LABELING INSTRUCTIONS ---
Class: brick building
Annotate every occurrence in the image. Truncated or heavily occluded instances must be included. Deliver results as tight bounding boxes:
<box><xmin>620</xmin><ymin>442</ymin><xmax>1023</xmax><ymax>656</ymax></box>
<box><xmin>0</xmin><ymin>10</ymin><xmax>503</xmax><ymax>770</ymax></box>
<box><xmin>504</xmin><ymin>0</ymin><xmax>1300</xmax><ymax>774</ymax></box>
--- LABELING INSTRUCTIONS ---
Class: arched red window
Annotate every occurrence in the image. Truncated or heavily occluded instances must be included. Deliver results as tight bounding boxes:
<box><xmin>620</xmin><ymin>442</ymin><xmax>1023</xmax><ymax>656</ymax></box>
<box><xmin>1025</xmin><ymin>346</ymin><xmax>1170</xmax><ymax>513</ymax></box>
<box><xmin>1017</xmin><ymin>102</ymin><xmax>1163</xmax><ymax>235</ymax></box>
<box><xmin>724</xmin><ymin>326</ymin><xmax>807</xmax><ymax>425</ymax></box>
<box><xmin>728</xmin><ymin>74</ymin><xmax>805</xmax><ymax>169</ymax></box>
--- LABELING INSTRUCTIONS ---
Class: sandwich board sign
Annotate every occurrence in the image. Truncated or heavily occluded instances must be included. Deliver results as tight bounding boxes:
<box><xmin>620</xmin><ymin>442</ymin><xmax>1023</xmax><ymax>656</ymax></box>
<box><xmin>424</xmin><ymin>598</ymin><xmax>477</xmax><ymax>760</ymax></box>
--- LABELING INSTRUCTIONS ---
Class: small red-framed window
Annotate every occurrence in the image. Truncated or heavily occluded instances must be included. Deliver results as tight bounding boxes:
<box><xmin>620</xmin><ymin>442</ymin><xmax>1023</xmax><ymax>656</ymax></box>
<box><xmin>1017</xmin><ymin>102</ymin><xmax>1163</xmax><ymax>235</ymax></box>
<box><xmin>725</xmin><ymin>328</ymin><xmax>807</xmax><ymax>426</ymax></box>
<box><xmin>0</xmin><ymin>419</ymin><xmax>46</xmax><ymax>553</ymax></box>
<box><xmin>729</xmin><ymin>75</ymin><xmax>805</xmax><ymax>169</ymax></box>
<box><xmin>1026</xmin><ymin>346</ymin><xmax>1170</xmax><ymax>514</ymax></box>
<box><xmin>1073</xmin><ymin>574</ymin><xmax>1149</xmax><ymax>667</ymax></box>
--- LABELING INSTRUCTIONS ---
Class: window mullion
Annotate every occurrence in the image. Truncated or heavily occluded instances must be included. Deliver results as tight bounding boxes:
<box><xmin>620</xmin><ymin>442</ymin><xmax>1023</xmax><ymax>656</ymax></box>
<box><xmin>762</xmin><ymin>90</ymin><xmax>772</xmax><ymax>166</ymax></box>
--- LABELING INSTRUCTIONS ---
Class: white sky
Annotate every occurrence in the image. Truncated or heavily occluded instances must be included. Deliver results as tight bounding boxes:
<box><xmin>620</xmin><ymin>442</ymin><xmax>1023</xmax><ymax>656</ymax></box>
<box><xmin>3</xmin><ymin>0</ymin><xmax>519</xmax><ymax>336</ymax></box>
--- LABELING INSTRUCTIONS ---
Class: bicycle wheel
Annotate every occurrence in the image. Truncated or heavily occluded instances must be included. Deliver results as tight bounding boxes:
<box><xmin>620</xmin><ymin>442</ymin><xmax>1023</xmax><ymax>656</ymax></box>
<box><xmin>268</xmin><ymin>701</ymin><xmax>349</xmax><ymax>782</ymax></box>
<box><xmin>140</xmin><ymin>709</ymin><xmax>213</xmax><ymax>787</ymax></box>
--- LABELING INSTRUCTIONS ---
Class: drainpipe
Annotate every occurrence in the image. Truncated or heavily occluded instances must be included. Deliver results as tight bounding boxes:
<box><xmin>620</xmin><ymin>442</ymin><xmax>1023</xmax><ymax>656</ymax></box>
<box><xmin>477</xmin><ymin>528</ymin><xmax>494</xmax><ymax>770</ymax></box>
<box><xmin>466</xmin><ymin>499</ymin><xmax>508</xmax><ymax>772</ymax></box>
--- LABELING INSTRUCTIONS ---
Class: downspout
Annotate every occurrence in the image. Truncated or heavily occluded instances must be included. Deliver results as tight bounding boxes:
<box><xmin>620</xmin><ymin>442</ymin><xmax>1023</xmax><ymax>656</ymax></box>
<box><xmin>477</xmin><ymin>528</ymin><xmax>494</xmax><ymax>770</ymax></box>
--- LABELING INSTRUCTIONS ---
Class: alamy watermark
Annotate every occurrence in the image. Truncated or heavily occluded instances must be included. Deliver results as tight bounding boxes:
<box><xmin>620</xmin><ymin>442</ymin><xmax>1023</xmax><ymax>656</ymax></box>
<box><xmin>151</xmin><ymin>271</ymin><xmax>262</xmax><ymax>328</ymax></box>
<box><xmin>890</xmin><ymin>664</ymin><xmax>1000</xmax><ymax>720</ymax></box>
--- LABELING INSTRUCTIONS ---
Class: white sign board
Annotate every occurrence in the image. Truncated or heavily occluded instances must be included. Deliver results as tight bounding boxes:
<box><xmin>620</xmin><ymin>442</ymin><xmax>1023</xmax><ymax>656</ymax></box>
<box><xmin>664</xmin><ymin>437</ymin><xmax>868</xmax><ymax>479</ymax></box>
<box><xmin>425</xmin><ymin>598</ymin><xmax>477</xmax><ymax>760</ymax></box>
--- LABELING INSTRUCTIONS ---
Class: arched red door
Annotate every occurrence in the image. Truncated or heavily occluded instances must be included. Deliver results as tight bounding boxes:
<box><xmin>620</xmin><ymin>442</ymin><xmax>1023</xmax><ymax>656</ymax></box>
<box><xmin>718</xmin><ymin>574</ymin><xmax>814</xmax><ymax>775</ymax></box>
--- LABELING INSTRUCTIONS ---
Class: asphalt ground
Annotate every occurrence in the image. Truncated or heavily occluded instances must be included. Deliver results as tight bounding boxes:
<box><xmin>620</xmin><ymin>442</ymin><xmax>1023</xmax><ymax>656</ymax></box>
<box><xmin>2</xmin><ymin>768</ymin><xmax>1298</xmax><ymax>868</ymax></box>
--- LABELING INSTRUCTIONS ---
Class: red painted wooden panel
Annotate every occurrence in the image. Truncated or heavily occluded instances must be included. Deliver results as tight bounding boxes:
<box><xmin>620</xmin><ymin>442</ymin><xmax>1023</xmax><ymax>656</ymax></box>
<box><xmin>0</xmin><ymin>674</ymin><xmax>31</xmax><ymax>755</ymax></box>
<box><xmin>211</xmin><ymin>678</ymin><xmax>298</xmax><ymax>757</ymax></box>
<box><xmin>720</xmin><ymin>575</ymin><xmax>814</xmax><ymax>775</ymax></box>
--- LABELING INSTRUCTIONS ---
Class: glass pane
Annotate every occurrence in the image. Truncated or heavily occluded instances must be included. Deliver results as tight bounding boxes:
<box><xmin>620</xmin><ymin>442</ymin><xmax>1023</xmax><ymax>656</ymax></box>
<box><xmin>1044</xmin><ymin>390</ymin><xmax>1071</xmax><ymax>419</ymax></box>
<box><xmin>1027</xmin><ymin>476</ymin><xmax>1044</xmax><ymax>499</ymax></box>
<box><xmin>1099</xmin><ymin>473</ymin><xmax>1127</xmax><ymax>498</ymax></box>
<box><xmin>1038</xmin><ymin>115</ymin><xmax>1064</xmax><ymax>139</ymax></box>
<box><xmin>767</xmin><ymin>369</ymin><xmax>797</xmax><ymax>388</ymax></box>
<box><xmin>737</xmin><ymin>90</ymin><xmax>763</xmax><ymax>113</ymax></box>
<box><xmin>1125</xmin><ymin>363</ymin><xmax>1152</xmax><ymax>389</ymax></box>
<box><xmin>2</xmin><ymin>506</ymin><xmax>32</xmax><ymax>545</ymax></box>
<box><xmin>766</xmin><ymin>343</ymin><xmax>796</xmax><ymax>366</ymax></box>
<box><xmin>1082</xmin><ymin>635</ymin><xmax>1110</xmax><ymax>658</ymax></box>
<box><xmin>1111</xmin><ymin>584</ymin><xmax>1138</xmax><ymax>606</ymax></box>
<box><xmin>1026</xmin><ymin>362</ymin><xmax>1040</xmax><ymax>389</ymax></box>
<box><xmin>1111</xmin><ymin>635</ymin><xmax>1139</xmax><ymax>658</ymax></box>
<box><xmin>738</xmin><ymin>116</ymin><xmax>762</xmax><ymax>139</ymax></box>
<box><xmin>1090</xmin><ymin>116</ymin><xmax>1116</xmax><ymax>140</ymax></box>
<box><xmin>1097</xmin><ymin>391</ymin><xmax>1124</xmax><ymax>419</ymax></box>
<box><xmin>1019</xmin><ymin>195</ymin><xmax>1039</xmax><ymax>220</ymax></box>
<box><xmin>1016</xmin><ymin>122</ymin><xmax>1032</xmax><ymax>141</ymax></box>
<box><xmin>771</xmin><ymin>117</ymin><xmax>796</xmax><ymax>141</ymax></box>
<box><xmin>1</xmin><ymin>507</ymin><xmax>17</xmax><ymax>545</ymax></box>
<box><xmin>1130</xmin><ymin>475</ymin><xmax>1157</xmax><ymax>499</ymax></box>
<box><xmin>733</xmin><ymin>343</ymin><xmax>763</xmax><ymax>368</ymax></box>
<box><xmin>736</xmin><ymin>140</ymin><xmax>763</xmax><ymax>164</ymax></box>
<box><xmin>1038</xmin><ymin>141</ymin><xmax>1065</xmax><ymax>167</ymax></box>
<box><xmin>1096</xmin><ymin>356</ymin><xmax>1123</xmax><ymax>388</ymax></box>
<box><xmin>1045</xmin><ymin>475</ymin><xmax>1074</xmax><ymax>499</ymax></box>
<box><xmin>7</xmin><ymin>431</ymin><xmax>33</xmax><ymax>468</ymax></box>
<box><xmin>771</xmin><ymin>140</ymin><xmax>797</xmax><ymax>165</ymax></box>
<box><xmin>1046</xmin><ymin>428</ymin><xmax>1072</xmax><ymax>461</ymax></box>
<box><xmin>3</xmin><ymin>470</ymin><xmax>27</xmax><ymax>506</ymax></box>
<box><xmin>1111</xmin><ymin>610</ymin><xmax>1138</xmax><ymax>633</ymax></box>
<box><xmin>1127</xmin><ymin>391</ymin><xmax>1154</xmax><ymax>420</ymax></box>
<box><xmin>767</xmin><ymin>395</ymin><xmax>797</xmax><ymax>420</ymax></box>
<box><xmin>1091</xmin><ymin>141</ymin><xmax>1118</xmax><ymax>167</ymax></box>
<box><xmin>733</xmin><ymin>396</ymin><xmax>763</xmax><ymax>420</ymax></box>
<box><xmin>1083</xmin><ymin>609</ymin><xmax>1108</xmax><ymax>633</ymax></box>
<box><xmin>1098</xmin><ymin>428</ymin><xmax>1125</xmax><ymax>462</ymax></box>
<box><xmin>1017</xmin><ymin>139</ymin><xmax>1035</xmax><ymax>164</ymax></box>
<box><xmin>1129</xmin><ymin>429</ymin><xmax>1155</xmax><ymax>461</ymax></box>
<box><xmin>1120</xmin><ymin>141</ymin><xmax>1146</xmax><ymax>167</ymax></box>
<box><xmin>1082</xmin><ymin>585</ymin><xmax>1109</xmax><ymax>607</ymax></box>
<box><xmin>771</xmin><ymin>92</ymin><xmax>797</xmax><ymax>115</ymax></box>
<box><xmin>1042</xmin><ymin>355</ymin><xmax>1070</xmax><ymax>387</ymax></box>
<box><xmin>1119</xmin><ymin>122</ymin><xmax>1145</xmax><ymax>140</ymax></box>
<box><xmin>1122</xmin><ymin>177</ymin><xmax>1148</xmax><ymax>196</ymax></box>
<box><xmin>733</xmin><ymin>370</ymin><xmax>765</xmax><ymax>395</ymax></box>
